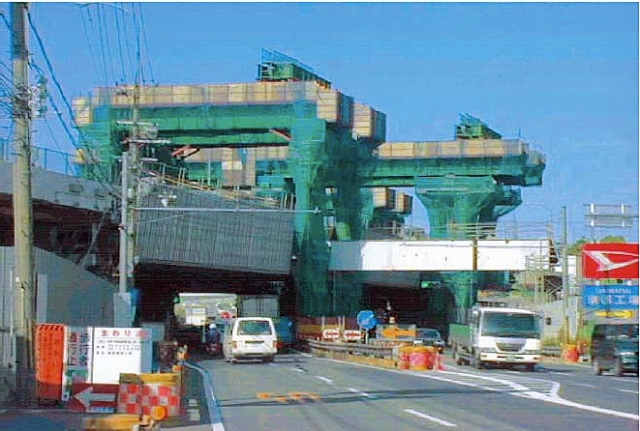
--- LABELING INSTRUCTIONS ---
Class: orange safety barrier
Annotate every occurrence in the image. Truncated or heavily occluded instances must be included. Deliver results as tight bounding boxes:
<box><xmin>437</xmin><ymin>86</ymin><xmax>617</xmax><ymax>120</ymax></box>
<box><xmin>36</xmin><ymin>323</ymin><xmax>66</xmax><ymax>402</ymax></box>
<box><xmin>117</xmin><ymin>373</ymin><xmax>180</xmax><ymax>418</ymax></box>
<box><xmin>562</xmin><ymin>344</ymin><xmax>579</xmax><ymax>363</ymax></box>
<box><xmin>433</xmin><ymin>351</ymin><xmax>445</xmax><ymax>371</ymax></box>
<box><xmin>398</xmin><ymin>346</ymin><xmax>411</xmax><ymax>370</ymax></box>
<box><xmin>409</xmin><ymin>346</ymin><xmax>432</xmax><ymax>371</ymax></box>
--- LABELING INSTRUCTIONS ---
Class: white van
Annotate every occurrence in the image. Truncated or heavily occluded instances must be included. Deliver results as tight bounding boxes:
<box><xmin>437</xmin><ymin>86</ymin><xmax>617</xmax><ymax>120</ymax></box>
<box><xmin>223</xmin><ymin>317</ymin><xmax>277</xmax><ymax>363</ymax></box>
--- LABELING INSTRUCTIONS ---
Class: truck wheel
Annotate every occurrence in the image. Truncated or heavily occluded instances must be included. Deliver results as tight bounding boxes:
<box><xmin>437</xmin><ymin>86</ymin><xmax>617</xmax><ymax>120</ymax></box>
<box><xmin>525</xmin><ymin>363</ymin><xmax>535</xmax><ymax>372</ymax></box>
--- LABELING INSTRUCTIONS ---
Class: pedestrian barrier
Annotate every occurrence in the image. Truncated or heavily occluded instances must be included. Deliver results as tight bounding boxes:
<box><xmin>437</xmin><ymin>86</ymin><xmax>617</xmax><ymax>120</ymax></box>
<box><xmin>117</xmin><ymin>372</ymin><xmax>180</xmax><ymax>418</ymax></box>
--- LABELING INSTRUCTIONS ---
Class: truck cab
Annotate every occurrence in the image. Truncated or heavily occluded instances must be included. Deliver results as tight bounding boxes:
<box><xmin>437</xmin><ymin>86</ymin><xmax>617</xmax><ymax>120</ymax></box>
<box><xmin>450</xmin><ymin>306</ymin><xmax>543</xmax><ymax>371</ymax></box>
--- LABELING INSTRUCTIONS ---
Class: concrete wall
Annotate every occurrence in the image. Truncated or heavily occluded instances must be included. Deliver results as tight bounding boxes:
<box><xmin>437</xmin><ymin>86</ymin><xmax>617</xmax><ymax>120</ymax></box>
<box><xmin>0</xmin><ymin>160</ymin><xmax>113</xmax><ymax>213</ymax></box>
<box><xmin>0</xmin><ymin>247</ymin><xmax>116</xmax><ymax>404</ymax></box>
<box><xmin>537</xmin><ymin>296</ymin><xmax>580</xmax><ymax>343</ymax></box>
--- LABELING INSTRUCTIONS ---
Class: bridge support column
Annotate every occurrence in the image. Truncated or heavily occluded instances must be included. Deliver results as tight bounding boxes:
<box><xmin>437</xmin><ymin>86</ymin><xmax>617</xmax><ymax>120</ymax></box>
<box><xmin>415</xmin><ymin>176</ymin><xmax>506</xmax><ymax>239</ymax></box>
<box><xmin>441</xmin><ymin>271</ymin><xmax>481</xmax><ymax>323</ymax></box>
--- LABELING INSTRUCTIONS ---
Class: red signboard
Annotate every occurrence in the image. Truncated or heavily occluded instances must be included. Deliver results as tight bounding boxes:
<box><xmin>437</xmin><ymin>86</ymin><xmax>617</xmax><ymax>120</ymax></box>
<box><xmin>582</xmin><ymin>243</ymin><xmax>639</xmax><ymax>279</ymax></box>
<box><xmin>68</xmin><ymin>383</ymin><xmax>119</xmax><ymax>413</ymax></box>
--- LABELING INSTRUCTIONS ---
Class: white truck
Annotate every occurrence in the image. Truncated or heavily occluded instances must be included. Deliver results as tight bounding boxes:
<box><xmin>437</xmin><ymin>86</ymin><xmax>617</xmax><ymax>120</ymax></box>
<box><xmin>449</xmin><ymin>306</ymin><xmax>543</xmax><ymax>371</ymax></box>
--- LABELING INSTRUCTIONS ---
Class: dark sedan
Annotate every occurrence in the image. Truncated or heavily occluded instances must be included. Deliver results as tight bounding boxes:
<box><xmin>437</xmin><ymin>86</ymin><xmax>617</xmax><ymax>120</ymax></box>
<box><xmin>413</xmin><ymin>328</ymin><xmax>446</xmax><ymax>352</ymax></box>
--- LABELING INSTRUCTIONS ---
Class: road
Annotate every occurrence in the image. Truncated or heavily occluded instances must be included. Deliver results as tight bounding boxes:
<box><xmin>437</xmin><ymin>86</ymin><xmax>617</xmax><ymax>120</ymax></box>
<box><xmin>193</xmin><ymin>351</ymin><xmax>639</xmax><ymax>431</ymax></box>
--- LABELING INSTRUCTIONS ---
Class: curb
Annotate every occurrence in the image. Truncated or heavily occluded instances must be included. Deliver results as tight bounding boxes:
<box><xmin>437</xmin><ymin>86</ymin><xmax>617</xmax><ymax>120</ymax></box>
<box><xmin>184</xmin><ymin>362</ymin><xmax>226</xmax><ymax>431</ymax></box>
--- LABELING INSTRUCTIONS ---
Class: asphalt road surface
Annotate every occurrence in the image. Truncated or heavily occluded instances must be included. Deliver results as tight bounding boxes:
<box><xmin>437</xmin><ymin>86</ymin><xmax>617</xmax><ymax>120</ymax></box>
<box><xmin>195</xmin><ymin>352</ymin><xmax>639</xmax><ymax>431</ymax></box>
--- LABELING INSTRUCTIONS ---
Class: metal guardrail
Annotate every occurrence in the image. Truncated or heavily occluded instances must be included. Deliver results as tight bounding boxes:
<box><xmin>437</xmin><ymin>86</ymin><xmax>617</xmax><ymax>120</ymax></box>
<box><xmin>542</xmin><ymin>346</ymin><xmax>562</xmax><ymax>357</ymax></box>
<box><xmin>309</xmin><ymin>339</ymin><xmax>565</xmax><ymax>359</ymax></box>
<box><xmin>307</xmin><ymin>339</ymin><xmax>395</xmax><ymax>358</ymax></box>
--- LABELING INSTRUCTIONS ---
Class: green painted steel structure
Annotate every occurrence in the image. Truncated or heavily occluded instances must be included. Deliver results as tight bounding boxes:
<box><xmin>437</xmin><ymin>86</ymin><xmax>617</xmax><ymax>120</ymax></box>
<box><xmin>73</xmin><ymin>52</ymin><xmax>546</xmax><ymax>318</ymax></box>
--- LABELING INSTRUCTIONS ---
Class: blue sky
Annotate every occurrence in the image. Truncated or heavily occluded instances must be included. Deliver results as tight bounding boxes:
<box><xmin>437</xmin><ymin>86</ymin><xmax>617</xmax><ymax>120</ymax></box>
<box><xmin>3</xmin><ymin>2</ymin><xmax>638</xmax><ymax>243</ymax></box>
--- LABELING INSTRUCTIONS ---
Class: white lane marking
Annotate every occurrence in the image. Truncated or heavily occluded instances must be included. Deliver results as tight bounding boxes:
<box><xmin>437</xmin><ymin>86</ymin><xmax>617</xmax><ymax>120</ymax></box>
<box><xmin>549</xmin><ymin>371</ymin><xmax>570</xmax><ymax>376</ymax></box>
<box><xmin>317</xmin><ymin>356</ymin><xmax>639</xmax><ymax>421</ymax></box>
<box><xmin>404</xmin><ymin>409</ymin><xmax>458</xmax><ymax>427</ymax></box>
<box><xmin>348</xmin><ymin>387</ymin><xmax>376</xmax><ymax>399</ymax></box>
<box><xmin>316</xmin><ymin>375</ymin><xmax>334</xmax><ymax>384</ymax></box>
<box><xmin>574</xmin><ymin>383</ymin><xmax>597</xmax><ymax>388</ymax></box>
<box><xmin>611</xmin><ymin>377</ymin><xmax>637</xmax><ymax>383</ymax></box>
<box><xmin>432</xmin><ymin>370</ymin><xmax>640</xmax><ymax>421</ymax></box>
<box><xmin>619</xmin><ymin>389</ymin><xmax>640</xmax><ymax>394</ymax></box>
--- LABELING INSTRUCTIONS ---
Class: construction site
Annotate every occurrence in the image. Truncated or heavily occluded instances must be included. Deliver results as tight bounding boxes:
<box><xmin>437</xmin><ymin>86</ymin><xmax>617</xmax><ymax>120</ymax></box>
<box><xmin>67</xmin><ymin>49</ymin><xmax>548</xmax><ymax>331</ymax></box>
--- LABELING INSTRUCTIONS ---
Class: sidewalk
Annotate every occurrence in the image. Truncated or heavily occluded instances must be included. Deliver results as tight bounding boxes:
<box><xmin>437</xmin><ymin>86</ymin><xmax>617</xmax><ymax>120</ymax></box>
<box><xmin>0</xmin><ymin>363</ymin><xmax>217</xmax><ymax>431</ymax></box>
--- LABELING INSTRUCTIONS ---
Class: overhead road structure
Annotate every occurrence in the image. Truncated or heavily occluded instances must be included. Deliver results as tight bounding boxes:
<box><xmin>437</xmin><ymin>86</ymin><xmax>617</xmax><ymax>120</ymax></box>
<box><xmin>71</xmin><ymin>50</ymin><xmax>546</xmax><ymax>317</ymax></box>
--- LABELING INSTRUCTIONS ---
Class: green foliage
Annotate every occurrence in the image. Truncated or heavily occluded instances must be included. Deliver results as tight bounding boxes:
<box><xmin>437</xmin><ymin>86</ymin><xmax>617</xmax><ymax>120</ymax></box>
<box><xmin>566</xmin><ymin>236</ymin><xmax>627</xmax><ymax>255</ymax></box>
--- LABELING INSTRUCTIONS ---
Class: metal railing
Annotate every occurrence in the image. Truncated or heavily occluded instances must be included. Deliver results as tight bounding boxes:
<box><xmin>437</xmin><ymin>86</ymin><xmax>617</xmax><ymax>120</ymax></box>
<box><xmin>1</xmin><ymin>139</ymin><xmax>77</xmax><ymax>176</ymax></box>
<box><xmin>307</xmin><ymin>339</ymin><xmax>394</xmax><ymax>358</ymax></box>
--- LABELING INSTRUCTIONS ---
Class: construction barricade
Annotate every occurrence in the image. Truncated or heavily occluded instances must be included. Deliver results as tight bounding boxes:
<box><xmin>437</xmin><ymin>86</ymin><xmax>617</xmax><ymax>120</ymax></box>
<box><xmin>397</xmin><ymin>345</ymin><xmax>441</xmax><ymax>371</ymax></box>
<box><xmin>398</xmin><ymin>345</ymin><xmax>412</xmax><ymax>370</ymax></box>
<box><xmin>409</xmin><ymin>346</ymin><xmax>434</xmax><ymax>371</ymax></box>
<box><xmin>117</xmin><ymin>372</ymin><xmax>181</xmax><ymax>420</ymax></box>
<box><xmin>35</xmin><ymin>323</ymin><xmax>66</xmax><ymax>404</ymax></box>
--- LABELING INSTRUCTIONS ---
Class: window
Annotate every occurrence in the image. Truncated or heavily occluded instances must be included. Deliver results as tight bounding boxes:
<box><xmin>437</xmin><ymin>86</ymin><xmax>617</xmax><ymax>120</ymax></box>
<box><xmin>237</xmin><ymin>320</ymin><xmax>272</xmax><ymax>336</ymax></box>
<box><xmin>481</xmin><ymin>312</ymin><xmax>542</xmax><ymax>338</ymax></box>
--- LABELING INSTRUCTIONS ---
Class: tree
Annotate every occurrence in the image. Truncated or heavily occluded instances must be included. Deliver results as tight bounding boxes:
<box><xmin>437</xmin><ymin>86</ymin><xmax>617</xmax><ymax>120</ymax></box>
<box><xmin>566</xmin><ymin>235</ymin><xmax>627</xmax><ymax>255</ymax></box>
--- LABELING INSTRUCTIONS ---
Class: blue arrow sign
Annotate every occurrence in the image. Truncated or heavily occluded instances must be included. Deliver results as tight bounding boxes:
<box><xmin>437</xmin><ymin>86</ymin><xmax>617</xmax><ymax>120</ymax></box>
<box><xmin>357</xmin><ymin>310</ymin><xmax>377</xmax><ymax>330</ymax></box>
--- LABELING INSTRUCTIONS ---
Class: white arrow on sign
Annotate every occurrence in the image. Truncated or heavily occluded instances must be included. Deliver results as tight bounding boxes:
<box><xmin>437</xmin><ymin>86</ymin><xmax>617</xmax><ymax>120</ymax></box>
<box><xmin>74</xmin><ymin>386</ymin><xmax>116</xmax><ymax>410</ymax></box>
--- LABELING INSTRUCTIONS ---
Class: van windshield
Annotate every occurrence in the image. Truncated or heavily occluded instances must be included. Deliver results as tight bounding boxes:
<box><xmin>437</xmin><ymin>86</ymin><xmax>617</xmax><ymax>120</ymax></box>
<box><xmin>481</xmin><ymin>312</ymin><xmax>542</xmax><ymax>338</ymax></box>
<box><xmin>238</xmin><ymin>320</ymin><xmax>272</xmax><ymax>336</ymax></box>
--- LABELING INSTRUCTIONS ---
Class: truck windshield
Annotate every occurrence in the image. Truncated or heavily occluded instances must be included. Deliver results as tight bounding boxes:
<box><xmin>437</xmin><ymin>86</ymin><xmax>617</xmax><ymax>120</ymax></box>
<box><xmin>481</xmin><ymin>312</ymin><xmax>541</xmax><ymax>338</ymax></box>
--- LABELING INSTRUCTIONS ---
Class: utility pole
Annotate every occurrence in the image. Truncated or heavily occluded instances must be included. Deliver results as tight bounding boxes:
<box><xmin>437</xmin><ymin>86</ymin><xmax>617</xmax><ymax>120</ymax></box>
<box><xmin>561</xmin><ymin>205</ymin><xmax>569</xmax><ymax>344</ymax></box>
<box><xmin>117</xmin><ymin>84</ymin><xmax>140</xmax><ymax>325</ymax></box>
<box><xmin>11</xmin><ymin>2</ymin><xmax>35</xmax><ymax>403</ymax></box>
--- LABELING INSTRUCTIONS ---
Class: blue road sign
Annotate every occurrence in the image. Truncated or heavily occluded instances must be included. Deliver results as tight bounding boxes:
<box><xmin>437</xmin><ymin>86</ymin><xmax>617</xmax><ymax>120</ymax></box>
<box><xmin>583</xmin><ymin>284</ymin><xmax>639</xmax><ymax>311</ymax></box>
<box><xmin>357</xmin><ymin>310</ymin><xmax>377</xmax><ymax>330</ymax></box>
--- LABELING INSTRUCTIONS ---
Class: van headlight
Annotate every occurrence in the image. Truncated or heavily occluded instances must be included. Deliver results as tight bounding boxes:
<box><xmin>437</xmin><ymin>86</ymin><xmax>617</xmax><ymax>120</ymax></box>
<box><xmin>479</xmin><ymin>347</ymin><xmax>497</xmax><ymax>353</ymax></box>
<box><xmin>524</xmin><ymin>350</ymin><xmax>541</xmax><ymax>355</ymax></box>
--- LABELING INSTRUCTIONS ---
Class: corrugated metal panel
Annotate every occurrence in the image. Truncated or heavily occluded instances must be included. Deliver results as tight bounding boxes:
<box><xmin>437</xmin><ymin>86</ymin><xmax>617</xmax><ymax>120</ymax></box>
<box><xmin>136</xmin><ymin>185</ymin><xmax>295</xmax><ymax>275</ymax></box>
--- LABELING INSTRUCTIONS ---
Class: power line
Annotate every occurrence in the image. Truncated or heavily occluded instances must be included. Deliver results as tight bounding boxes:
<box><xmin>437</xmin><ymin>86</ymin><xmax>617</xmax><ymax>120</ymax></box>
<box><xmin>27</xmin><ymin>10</ymin><xmax>117</xmax><ymax>196</ymax></box>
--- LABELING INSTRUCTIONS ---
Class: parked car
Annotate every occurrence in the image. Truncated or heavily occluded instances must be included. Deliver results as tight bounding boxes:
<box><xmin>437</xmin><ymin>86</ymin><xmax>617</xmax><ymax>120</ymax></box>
<box><xmin>414</xmin><ymin>328</ymin><xmax>446</xmax><ymax>352</ymax></box>
<box><xmin>591</xmin><ymin>321</ymin><xmax>639</xmax><ymax>376</ymax></box>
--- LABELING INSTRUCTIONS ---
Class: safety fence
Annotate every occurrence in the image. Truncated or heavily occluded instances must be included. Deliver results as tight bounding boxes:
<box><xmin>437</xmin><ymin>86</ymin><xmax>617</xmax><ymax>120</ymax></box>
<box><xmin>308</xmin><ymin>339</ymin><xmax>445</xmax><ymax>371</ymax></box>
